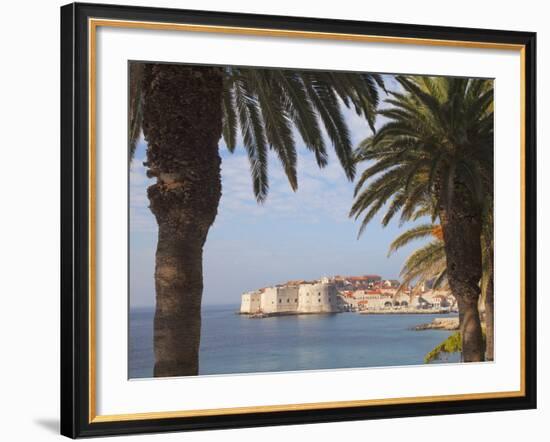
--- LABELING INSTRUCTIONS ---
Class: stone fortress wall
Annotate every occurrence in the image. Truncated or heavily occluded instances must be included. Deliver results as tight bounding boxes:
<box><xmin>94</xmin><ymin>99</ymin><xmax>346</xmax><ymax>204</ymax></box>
<box><xmin>240</xmin><ymin>276</ymin><xmax>456</xmax><ymax>315</ymax></box>
<box><xmin>261</xmin><ymin>285</ymin><xmax>300</xmax><ymax>314</ymax></box>
<box><xmin>240</xmin><ymin>291</ymin><xmax>262</xmax><ymax>313</ymax></box>
<box><xmin>297</xmin><ymin>283</ymin><xmax>339</xmax><ymax>313</ymax></box>
<box><xmin>240</xmin><ymin>282</ymin><xmax>339</xmax><ymax>315</ymax></box>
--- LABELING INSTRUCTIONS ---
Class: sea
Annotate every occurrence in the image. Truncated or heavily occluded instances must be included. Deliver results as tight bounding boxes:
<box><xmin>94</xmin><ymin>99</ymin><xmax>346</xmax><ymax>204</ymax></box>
<box><xmin>129</xmin><ymin>305</ymin><xmax>460</xmax><ymax>378</ymax></box>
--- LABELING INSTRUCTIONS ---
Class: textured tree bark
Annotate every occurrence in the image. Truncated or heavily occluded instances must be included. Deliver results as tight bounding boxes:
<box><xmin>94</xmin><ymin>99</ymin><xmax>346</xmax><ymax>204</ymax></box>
<box><xmin>141</xmin><ymin>63</ymin><xmax>223</xmax><ymax>377</ymax></box>
<box><xmin>485</xmin><ymin>249</ymin><xmax>494</xmax><ymax>361</ymax></box>
<box><xmin>439</xmin><ymin>186</ymin><xmax>485</xmax><ymax>362</ymax></box>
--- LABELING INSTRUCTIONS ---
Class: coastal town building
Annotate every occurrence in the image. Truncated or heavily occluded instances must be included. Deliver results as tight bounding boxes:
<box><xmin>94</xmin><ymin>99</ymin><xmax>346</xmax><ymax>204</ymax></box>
<box><xmin>343</xmin><ymin>275</ymin><xmax>381</xmax><ymax>290</ymax></box>
<box><xmin>383</xmin><ymin>279</ymin><xmax>401</xmax><ymax>288</ymax></box>
<box><xmin>357</xmin><ymin>291</ymin><xmax>393</xmax><ymax>311</ymax></box>
<box><xmin>411</xmin><ymin>290</ymin><xmax>456</xmax><ymax>310</ymax></box>
<box><xmin>240</xmin><ymin>290</ymin><xmax>262</xmax><ymax>313</ymax></box>
<box><xmin>240</xmin><ymin>275</ymin><xmax>456</xmax><ymax>316</ymax></box>
<box><xmin>240</xmin><ymin>281</ymin><xmax>339</xmax><ymax>315</ymax></box>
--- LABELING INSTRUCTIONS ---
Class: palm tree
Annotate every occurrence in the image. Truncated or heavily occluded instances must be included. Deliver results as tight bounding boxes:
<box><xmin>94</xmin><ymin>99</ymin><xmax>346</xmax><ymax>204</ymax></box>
<box><xmin>481</xmin><ymin>202</ymin><xmax>494</xmax><ymax>361</ymax></box>
<box><xmin>390</xmin><ymin>221</ymin><xmax>495</xmax><ymax>361</ymax></box>
<box><xmin>350</xmin><ymin>76</ymin><xmax>493</xmax><ymax>362</ymax></box>
<box><xmin>129</xmin><ymin>63</ymin><xmax>384</xmax><ymax>377</ymax></box>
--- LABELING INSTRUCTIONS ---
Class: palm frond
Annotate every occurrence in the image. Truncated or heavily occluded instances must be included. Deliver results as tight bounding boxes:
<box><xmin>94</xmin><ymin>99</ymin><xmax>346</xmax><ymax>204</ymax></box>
<box><xmin>233</xmin><ymin>78</ymin><xmax>269</xmax><ymax>201</ymax></box>
<box><xmin>221</xmin><ymin>79</ymin><xmax>238</xmax><ymax>152</ymax></box>
<box><xmin>388</xmin><ymin>223</ymin><xmax>439</xmax><ymax>256</ymax></box>
<box><xmin>225</xmin><ymin>67</ymin><xmax>385</xmax><ymax>200</ymax></box>
<box><xmin>351</xmin><ymin>74</ymin><xmax>494</xmax><ymax>240</ymax></box>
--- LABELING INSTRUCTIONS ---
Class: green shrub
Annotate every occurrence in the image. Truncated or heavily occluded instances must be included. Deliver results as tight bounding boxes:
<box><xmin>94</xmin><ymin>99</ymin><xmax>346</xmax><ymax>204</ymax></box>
<box><xmin>424</xmin><ymin>332</ymin><xmax>462</xmax><ymax>363</ymax></box>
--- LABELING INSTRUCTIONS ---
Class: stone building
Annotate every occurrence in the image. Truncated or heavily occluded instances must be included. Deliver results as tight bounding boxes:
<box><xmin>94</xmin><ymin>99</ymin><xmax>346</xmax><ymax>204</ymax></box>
<box><xmin>260</xmin><ymin>285</ymin><xmax>300</xmax><ymax>314</ymax></box>
<box><xmin>240</xmin><ymin>278</ymin><xmax>458</xmax><ymax>315</ymax></box>
<box><xmin>409</xmin><ymin>289</ymin><xmax>455</xmax><ymax>310</ymax></box>
<box><xmin>297</xmin><ymin>282</ymin><xmax>339</xmax><ymax>313</ymax></box>
<box><xmin>392</xmin><ymin>292</ymin><xmax>410</xmax><ymax>307</ymax></box>
<box><xmin>240</xmin><ymin>281</ymin><xmax>339</xmax><ymax>315</ymax></box>
<box><xmin>240</xmin><ymin>290</ymin><xmax>262</xmax><ymax>314</ymax></box>
<box><xmin>355</xmin><ymin>290</ymin><xmax>394</xmax><ymax>311</ymax></box>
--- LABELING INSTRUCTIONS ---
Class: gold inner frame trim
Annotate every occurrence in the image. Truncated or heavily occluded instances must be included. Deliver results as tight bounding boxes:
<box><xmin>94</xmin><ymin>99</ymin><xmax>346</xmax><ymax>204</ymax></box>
<box><xmin>88</xmin><ymin>17</ymin><xmax>527</xmax><ymax>424</ymax></box>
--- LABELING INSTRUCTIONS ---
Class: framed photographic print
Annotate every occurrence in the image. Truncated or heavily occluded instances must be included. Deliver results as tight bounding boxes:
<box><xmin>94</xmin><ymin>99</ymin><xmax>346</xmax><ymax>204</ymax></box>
<box><xmin>60</xmin><ymin>2</ymin><xmax>537</xmax><ymax>438</ymax></box>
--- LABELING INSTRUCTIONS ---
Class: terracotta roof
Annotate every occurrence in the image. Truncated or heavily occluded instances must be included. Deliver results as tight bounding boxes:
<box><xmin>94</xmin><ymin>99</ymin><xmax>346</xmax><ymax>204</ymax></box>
<box><xmin>347</xmin><ymin>275</ymin><xmax>381</xmax><ymax>281</ymax></box>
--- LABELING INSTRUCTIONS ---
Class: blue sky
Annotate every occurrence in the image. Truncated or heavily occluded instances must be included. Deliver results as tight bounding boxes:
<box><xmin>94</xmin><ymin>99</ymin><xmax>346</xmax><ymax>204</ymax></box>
<box><xmin>129</xmin><ymin>74</ymin><xmax>429</xmax><ymax>307</ymax></box>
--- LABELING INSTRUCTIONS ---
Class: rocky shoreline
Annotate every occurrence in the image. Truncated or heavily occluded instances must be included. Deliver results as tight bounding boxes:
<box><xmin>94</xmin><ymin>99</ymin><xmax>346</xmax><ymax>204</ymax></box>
<box><xmin>412</xmin><ymin>317</ymin><xmax>459</xmax><ymax>331</ymax></box>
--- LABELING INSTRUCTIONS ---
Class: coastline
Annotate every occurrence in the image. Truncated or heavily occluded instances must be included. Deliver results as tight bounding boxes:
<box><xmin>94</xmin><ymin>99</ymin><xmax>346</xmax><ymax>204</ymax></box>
<box><xmin>359</xmin><ymin>309</ymin><xmax>456</xmax><ymax>315</ymax></box>
<box><xmin>237</xmin><ymin>311</ymin><xmax>339</xmax><ymax>318</ymax></box>
<box><xmin>238</xmin><ymin>309</ymin><xmax>457</xmax><ymax>318</ymax></box>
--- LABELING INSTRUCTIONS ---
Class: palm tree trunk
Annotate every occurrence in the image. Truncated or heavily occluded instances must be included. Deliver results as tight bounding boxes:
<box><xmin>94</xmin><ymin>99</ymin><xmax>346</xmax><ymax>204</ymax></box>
<box><xmin>485</xmin><ymin>249</ymin><xmax>494</xmax><ymax>361</ymax></box>
<box><xmin>141</xmin><ymin>64</ymin><xmax>223</xmax><ymax>377</ymax></box>
<box><xmin>439</xmin><ymin>188</ymin><xmax>485</xmax><ymax>362</ymax></box>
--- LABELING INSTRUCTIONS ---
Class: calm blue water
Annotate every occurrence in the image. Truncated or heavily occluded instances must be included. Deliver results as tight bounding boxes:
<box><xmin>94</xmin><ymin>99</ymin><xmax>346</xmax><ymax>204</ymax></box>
<box><xmin>129</xmin><ymin>305</ymin><xmax>459</xmax><ymax>378</ymax></box>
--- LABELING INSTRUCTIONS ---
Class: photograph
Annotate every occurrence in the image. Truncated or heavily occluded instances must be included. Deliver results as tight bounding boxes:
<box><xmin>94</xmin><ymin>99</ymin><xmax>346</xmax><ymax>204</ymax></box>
<box><xmin>128</xmin><ymin>62</ymin><xmax>494</xmax><ymax>379</ymax></box>
<box><xmin>1</xmin><ymin>0</ymin><xmax>544</xmax><ymax>440</ymax></box>
<box><xmin>58</xmin><ymin>3</ymin><xmax>537</xmax><ymax>436</ymax></box>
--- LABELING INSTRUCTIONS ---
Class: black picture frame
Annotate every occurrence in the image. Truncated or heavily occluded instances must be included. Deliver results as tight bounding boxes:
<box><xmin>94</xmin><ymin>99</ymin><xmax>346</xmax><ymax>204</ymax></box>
<box><xmin>61</xmin><ymin>2</ymin><xmax>537</xmax><ymax>438</ymax></box>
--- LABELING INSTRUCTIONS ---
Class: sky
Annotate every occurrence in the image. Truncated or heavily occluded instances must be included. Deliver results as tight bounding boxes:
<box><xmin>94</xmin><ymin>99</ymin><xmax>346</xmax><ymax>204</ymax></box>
<box><xmin>129</xmin><ymin>74</ymin><xmax>430</xmax><ymax>307</ymax></box>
